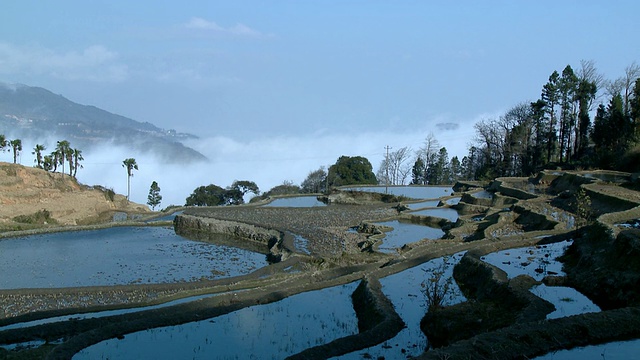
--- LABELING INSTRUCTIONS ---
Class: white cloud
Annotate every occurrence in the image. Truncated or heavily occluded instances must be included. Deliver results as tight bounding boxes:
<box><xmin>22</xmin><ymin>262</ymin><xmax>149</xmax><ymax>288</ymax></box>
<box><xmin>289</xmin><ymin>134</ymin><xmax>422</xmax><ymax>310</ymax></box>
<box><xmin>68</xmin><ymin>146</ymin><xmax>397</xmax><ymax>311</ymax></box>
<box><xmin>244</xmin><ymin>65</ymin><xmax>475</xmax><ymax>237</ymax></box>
<box><xmin>184</xmin><ymin>17</ymin><xmax>270</xmax><ymax>38</ymax></box>
<box><xmin>8</xmin><ymin>119</ymin><xmax>480</xmax><ymax>208</ymax></box>
<box><xmin>0</xmin><ymin>42</ymin><xmax>128</xmax><ymax>82</ymax></box>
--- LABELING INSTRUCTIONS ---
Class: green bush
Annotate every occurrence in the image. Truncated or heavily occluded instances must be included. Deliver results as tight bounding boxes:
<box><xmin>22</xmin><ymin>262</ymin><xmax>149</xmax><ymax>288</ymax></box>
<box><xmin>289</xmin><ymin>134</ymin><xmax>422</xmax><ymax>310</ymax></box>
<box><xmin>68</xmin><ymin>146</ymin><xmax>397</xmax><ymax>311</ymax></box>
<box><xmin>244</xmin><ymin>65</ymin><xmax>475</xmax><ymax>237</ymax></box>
<box><xmin>13</xmin><ymin>209</ymin><xmax>58</xmax><ymax>224</ymax></box>
<box><xmin>94</xmin><ymin>185</ymin><xmax>116</xmax><ymax>201</ymax></box>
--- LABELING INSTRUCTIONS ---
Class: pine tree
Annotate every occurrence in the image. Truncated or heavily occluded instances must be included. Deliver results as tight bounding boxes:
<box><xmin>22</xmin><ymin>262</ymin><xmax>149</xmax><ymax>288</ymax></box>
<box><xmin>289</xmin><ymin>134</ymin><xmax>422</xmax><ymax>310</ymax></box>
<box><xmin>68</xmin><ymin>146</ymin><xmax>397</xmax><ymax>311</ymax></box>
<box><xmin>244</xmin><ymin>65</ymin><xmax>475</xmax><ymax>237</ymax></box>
<box><xmin>147</xmin><ymin>181</ymin><xmax>162</xmax><ymax>211</ymax></box>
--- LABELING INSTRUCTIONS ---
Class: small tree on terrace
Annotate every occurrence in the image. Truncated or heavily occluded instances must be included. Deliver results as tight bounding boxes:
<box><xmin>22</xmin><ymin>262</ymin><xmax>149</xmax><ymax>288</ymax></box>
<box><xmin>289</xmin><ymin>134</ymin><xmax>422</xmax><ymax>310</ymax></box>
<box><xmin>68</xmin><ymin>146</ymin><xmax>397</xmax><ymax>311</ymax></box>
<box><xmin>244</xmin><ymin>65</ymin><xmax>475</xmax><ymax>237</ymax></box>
<box><xmin>122</xmin><ymin>158</ymin><xmax>138</xmax><ymax>200</ymax></box>
<box><xmin>0</xmin><ymin>134</ymin><xmax>6</xmax><ymax>153</ymax></box>
<box><xmin>10</xmin><ymin>139</ymin><xmax>22</xmax><ymax>164</ymax></box>
<box><xmin>327</xmin><ymin>156</ymin><xmax>377</xmax><ymax>187</ymax></box>
<box><xmin>72</xmin><ymin>149</ymin><xmax>84</xmax><ymax>178</ymax></box>
<box><xmin>55</xmin><ymin>140</ymin><xmax>71</xmax><ymax>175</ymax></box>
<box><xmin>33</xmin><ymin>144</ymin><xmax>46</xmax><ymax>169</ymax></box>
<box><xmin>147</xmin><ymin>181</ymin><xmax>162</xmax><ymax>210</ymax></box>
<box><xmin>301</xmin><ymin>167</ymin><xmax>327</xmax><ymax>193</ymax></box>
<box><xmin>227</xmin><ymin>180</ymin><xmax>260</xmax><ymax>204</ymax></box>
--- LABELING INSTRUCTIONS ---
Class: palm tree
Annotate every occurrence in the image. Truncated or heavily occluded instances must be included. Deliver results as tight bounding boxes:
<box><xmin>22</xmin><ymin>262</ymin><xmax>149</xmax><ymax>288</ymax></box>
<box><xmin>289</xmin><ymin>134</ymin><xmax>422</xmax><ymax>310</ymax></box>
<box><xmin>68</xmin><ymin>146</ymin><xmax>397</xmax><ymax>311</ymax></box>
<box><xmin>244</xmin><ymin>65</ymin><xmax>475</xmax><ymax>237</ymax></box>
<box><xmin>50</xmin><ymin>151</ymin><xmax>59</xmax><ymax>172</ymax></box>
<box><xmin>55</xmin><ymin>140</ymin><xmax>71</xmax><ymax>175</ymax></box>
<box><xmin>122</xmin><ymin>158</ymin><xmax>138</xmax><ymax>200</ymax></box>
<box><xmin>32</xmin><ymin>144</ymin><xmax>46</xmax><ymax>169</ymax></box>
<box><xmin>43</xmin><ymin>155</ymin><xmax>53</xmax><ymax>172</ymax></box>
<box><xmin>9</xmin><ymin>139</ymin><xmax>22</xmax><ymax>164</ymax></box>
<box><xmin>72</xmin><ymin>148</ymin><xmax>84</xmax><ymax>178</ymax></box>
<box><xmin>0</xmin><ymin>134</ymin><xmax>6</xmax><ymax>153</ymax></box>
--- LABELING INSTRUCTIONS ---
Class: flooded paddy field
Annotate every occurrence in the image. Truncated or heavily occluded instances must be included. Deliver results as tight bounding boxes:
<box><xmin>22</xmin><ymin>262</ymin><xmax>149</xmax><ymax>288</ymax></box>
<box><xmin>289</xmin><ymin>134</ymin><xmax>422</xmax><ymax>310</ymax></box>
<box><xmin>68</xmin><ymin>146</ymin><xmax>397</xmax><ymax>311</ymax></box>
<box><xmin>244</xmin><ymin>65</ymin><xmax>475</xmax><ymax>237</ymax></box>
<box><xmin>3</xmin><ymin>174</ymin><xmax>640</xmax><ymax>359</ymax></box>
<box><xmin>0</xmin><ymin>226</ymin><xmax>269</xmax><ymax>289</ymax></box>
<box><xmin>73</xmin><ymin>282</ymin><xmax>359</xmax><ymax>359</ymax></box>
<box><xmin>263</xmin><ymin>195</ymin><xmax>327</xmax><ymax>208</ymax></box>
<box><xmin>340</xmin><ymin>185</ymin><xmax>452</xmax><ymax>200</ymax></box>
<box><xmin>337</xmin><ymin>253</ymin><xmax>467</xmax><ymax>359</ymax></box>
<box><xmin>374</xmin><ymin>219</ymin><xmax>445</xmax><ymax>253</ymax></box>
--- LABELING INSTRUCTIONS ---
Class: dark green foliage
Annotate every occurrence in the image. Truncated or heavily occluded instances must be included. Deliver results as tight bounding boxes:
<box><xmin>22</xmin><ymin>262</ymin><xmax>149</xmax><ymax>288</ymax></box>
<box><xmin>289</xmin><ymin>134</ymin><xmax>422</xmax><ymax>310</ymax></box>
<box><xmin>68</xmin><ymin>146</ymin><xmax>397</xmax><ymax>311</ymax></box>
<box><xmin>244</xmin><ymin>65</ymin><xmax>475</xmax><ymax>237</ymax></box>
<box><xmin>185</xmin><ymin>184</ymin><xmax>227</xmax><ymax>206</ymax></box>
<box><xmin>263</xmin><ymin>181</ymin><xmax>301</xmax><ymax>197</ymax></box>
<box><xmin>122</xmin><ymin>158</ymin><xmax>138</xmax><ymax>200</ymax></box>
<box><xmin>186</xmin><ymin>180</ymin><xmax>262</xmax><ymax>206</ymax></box>
<box><xmin>147</xmin><ymin>181</ymin><xmax>162</xmax><ymax>210</ymax></box>
<box><xmin>328</xmin><ymin>156</ymin><xmax>377</xmax><ymax>187</ymax></box>
<box><xmin>464</xmin><ymin>62</ymin><xmax>639</xmax><ymax>178</ymax></box>
<box><xmin>592</xmin><ymin>94</ymin><xmax>633</xmax><ymax>168</ymax></box>
<box><xmin>94</xmin><ymin>185</ymin><xmax>115</xmax><ymax>201</ymax></box>
<box><xmin>9</xmin><ymin>139</ymin><xmax>22</xmax><ymax>164</ymax></box>
<box><xmin>229</xmin><ymin>180</ymin><xmax>260</xmax><ymax>204</ymax></box>
<box><xmin>411</xmin><ymin>157</ymin><xmax>426</xmax><ymax>184</ymax></box>
<box><xmin>13</xmin><ymin>209</ymin><xmax>57</xmax><ymax>224</ymax></box>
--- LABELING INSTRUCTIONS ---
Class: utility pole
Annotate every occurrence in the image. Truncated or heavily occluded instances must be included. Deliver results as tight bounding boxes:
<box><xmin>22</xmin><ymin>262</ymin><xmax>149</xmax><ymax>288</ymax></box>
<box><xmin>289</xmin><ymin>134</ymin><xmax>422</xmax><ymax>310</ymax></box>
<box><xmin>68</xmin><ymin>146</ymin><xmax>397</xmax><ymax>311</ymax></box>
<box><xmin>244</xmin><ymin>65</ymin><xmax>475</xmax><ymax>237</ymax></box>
<box><xmin>385</xmin><ymin>145</ymin><xmax>392</xmax><ymax>194</ymax></box>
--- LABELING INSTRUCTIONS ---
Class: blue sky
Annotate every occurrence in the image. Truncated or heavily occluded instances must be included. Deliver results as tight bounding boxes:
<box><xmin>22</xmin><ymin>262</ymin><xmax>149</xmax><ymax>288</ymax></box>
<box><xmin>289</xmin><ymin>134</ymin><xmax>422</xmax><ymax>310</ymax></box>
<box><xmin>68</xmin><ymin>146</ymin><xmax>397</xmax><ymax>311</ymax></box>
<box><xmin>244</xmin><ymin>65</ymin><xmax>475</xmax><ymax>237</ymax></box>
<box><xmin>1</xmin><ymin>1</ymin><xmax>639</xmax><ymax>205</ymax></box>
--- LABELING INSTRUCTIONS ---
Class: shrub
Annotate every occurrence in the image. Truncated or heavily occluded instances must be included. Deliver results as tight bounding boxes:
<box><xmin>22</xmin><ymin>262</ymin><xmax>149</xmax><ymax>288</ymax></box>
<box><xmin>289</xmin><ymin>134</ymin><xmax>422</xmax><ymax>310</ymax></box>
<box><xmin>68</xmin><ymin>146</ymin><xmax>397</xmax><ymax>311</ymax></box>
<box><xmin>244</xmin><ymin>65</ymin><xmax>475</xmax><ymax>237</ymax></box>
<box><xmin>13</xmin><ymin>209</ymin><xmax>58</xmax><ymax>224</ymax></box>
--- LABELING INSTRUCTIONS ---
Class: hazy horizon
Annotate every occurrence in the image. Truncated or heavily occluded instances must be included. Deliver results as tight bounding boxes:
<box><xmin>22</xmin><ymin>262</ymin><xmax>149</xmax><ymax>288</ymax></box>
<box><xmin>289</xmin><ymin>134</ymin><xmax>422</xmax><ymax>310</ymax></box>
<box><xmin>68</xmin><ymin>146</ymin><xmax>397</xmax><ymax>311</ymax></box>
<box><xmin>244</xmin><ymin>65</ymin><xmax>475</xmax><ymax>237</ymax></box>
<box><xmin>2</xmin><ymin>1</ymin><xmax>639</xmax><ymax>206</ymax></box>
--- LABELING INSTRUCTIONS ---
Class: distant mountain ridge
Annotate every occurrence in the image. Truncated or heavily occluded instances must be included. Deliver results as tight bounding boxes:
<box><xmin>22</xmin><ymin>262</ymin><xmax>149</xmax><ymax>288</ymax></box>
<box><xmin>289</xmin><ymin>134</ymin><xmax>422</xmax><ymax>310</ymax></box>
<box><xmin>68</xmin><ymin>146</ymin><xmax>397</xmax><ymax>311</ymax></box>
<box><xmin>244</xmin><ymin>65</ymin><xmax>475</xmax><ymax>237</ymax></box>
<box><xmin>0</xmin><ymin>82</ymin><xmax>207</xmax><ymax>163</ymax></box>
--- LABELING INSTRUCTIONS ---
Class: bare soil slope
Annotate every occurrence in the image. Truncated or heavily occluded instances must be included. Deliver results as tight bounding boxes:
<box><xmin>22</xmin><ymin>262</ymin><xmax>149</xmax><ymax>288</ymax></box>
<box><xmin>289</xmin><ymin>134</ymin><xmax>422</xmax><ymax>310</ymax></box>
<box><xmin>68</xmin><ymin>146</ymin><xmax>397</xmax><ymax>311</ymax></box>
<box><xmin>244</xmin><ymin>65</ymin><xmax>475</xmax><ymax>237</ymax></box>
<box><xmin>0</xmin><ymin>162</ymin><xmax>149</xmax><ymax>228</ymax></box>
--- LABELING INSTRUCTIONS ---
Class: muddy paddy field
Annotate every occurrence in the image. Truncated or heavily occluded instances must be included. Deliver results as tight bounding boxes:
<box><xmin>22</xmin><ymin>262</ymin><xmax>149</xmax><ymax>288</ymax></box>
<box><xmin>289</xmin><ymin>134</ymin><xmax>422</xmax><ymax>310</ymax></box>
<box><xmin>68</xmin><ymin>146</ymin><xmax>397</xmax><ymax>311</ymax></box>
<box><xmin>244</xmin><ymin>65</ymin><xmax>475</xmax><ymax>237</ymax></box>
<box><xmin>1</xmin><ymin>171</ymin><xmax>640</xmax><ymax>359</ymax></box>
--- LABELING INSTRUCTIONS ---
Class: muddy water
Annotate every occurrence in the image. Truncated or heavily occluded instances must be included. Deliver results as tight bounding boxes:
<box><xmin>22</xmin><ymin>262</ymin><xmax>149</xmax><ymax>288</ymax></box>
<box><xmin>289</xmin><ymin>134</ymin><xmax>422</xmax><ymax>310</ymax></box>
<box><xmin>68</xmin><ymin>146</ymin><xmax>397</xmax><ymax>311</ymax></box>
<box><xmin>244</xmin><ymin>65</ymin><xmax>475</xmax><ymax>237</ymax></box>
<box><xmin>0</xmin><ymin>226</ymin><xmax>269</xmax><ymax>289</ymax></box>
<box><xmin>73</xmin><ymin>282</ymin><xmax>359</xmax><ymax>359</ymax></box>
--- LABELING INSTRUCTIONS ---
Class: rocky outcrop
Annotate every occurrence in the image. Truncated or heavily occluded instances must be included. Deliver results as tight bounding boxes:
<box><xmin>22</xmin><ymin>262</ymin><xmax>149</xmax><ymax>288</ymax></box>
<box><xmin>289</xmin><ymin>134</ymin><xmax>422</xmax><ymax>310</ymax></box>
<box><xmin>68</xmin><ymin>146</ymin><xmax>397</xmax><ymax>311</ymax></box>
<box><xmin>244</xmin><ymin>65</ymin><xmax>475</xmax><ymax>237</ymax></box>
<box><xmin>560</xmin><ymin>222</ymin><xmax>640</xmax><ymax>309</ymax></box>
<box><xmin>173</xmin><ymin>214</ymin><xmax>290</xmax><ymax>262</ymax></box>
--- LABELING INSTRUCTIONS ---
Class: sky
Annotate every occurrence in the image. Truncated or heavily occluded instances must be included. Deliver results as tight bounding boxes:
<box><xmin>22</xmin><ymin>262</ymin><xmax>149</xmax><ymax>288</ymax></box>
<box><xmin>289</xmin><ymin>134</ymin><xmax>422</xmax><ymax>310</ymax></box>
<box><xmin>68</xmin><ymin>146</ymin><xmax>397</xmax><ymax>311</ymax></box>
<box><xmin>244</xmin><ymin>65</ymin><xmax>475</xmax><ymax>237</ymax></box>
<box><xmin>1</xmin><ymin>1</ymin><xmax>639</xmax><ymax>206</ymax></box>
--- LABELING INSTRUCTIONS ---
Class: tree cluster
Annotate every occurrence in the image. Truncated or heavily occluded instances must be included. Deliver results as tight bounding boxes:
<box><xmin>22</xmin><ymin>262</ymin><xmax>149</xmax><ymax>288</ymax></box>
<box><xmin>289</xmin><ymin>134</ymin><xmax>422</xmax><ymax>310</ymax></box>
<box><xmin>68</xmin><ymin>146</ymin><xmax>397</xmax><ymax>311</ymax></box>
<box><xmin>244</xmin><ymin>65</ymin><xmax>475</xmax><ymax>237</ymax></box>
<box><xmin>465</xmin><ymin>61</ymin><xmax>640</xmax><ymax>179</ymax></box>
<box><xmin>0</xmin><ymin>136</ymin><xmax>85</xmax><ymax>178</ymax></box>
<box><xmin>185</xmin><ymin>180</ymin><xmax>260</xmax><ymax>206</ymax></box>
<box><xmin>375</xmin><ymin>135</ymin><xmax>466</xmax><ymax>187</ymax></box>
<box><xmin>0</xmin><ymin>134</ymin><xmax>23</xmax><ymax>165</ymax></box>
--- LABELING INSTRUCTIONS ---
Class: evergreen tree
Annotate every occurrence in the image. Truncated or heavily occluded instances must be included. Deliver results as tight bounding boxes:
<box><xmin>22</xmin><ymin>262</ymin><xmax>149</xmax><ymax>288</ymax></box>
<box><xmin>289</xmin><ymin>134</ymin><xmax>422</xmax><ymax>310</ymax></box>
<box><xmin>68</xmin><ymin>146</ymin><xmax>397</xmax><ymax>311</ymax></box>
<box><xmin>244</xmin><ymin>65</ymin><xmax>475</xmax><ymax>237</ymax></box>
<box><xmin>411</xmin><ymin>157</ymin><xmax>426</xmax><ymax>184</ymax></box>
<box><xmin>558</xmin><ymin>65</ymin><xmax>578</xmax><ymax>162</ymax></box>
<box><xmin>542</xmin><ymin>71</ymin><xmax>560</xmax><ymax>163</ymax></box>
<box><xmin>147</xmin><ymin>181</ymin><xmax>162</xmax><ymax>210</ymax></box>
<box><xmin>449</xmin><ymin>156</ymin><xmax>462</xmax><ymax>183</ymax></box>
